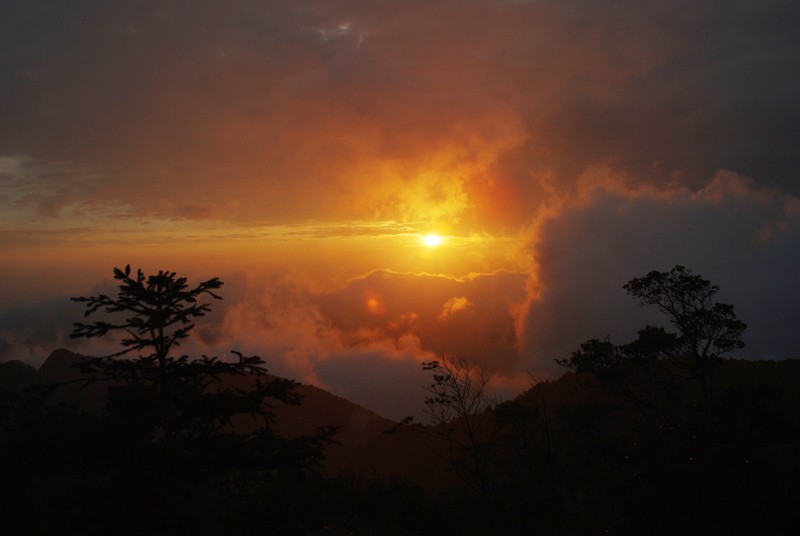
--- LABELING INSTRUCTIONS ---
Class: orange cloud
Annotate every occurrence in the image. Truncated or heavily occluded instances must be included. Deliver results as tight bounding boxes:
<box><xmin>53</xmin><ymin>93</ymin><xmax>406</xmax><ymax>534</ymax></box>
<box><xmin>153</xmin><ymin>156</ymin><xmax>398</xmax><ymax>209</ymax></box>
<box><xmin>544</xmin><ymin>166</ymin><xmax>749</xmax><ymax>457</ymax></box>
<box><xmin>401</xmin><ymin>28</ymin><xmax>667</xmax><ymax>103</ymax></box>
<box><xmin>438</xmin><ymin>296</ymin><xmax>472</xmax><ymax>320</ymax></box>
<box><xmin>3</xmin><ymin>0</ymin><xmax>800</xmax><ymax>420</ymax></box>
<box><xmin>314</xmin><ymin>270</ymin><xmax>528</xmax><ymax>371</ymax></box>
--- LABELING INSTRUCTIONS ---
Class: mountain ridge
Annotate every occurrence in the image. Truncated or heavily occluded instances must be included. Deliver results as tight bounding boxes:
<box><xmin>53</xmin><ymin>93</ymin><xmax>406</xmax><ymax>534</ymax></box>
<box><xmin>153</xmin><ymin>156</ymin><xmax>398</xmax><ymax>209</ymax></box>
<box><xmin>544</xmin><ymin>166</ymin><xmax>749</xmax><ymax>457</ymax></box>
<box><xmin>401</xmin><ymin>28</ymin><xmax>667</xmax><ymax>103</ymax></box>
<box><xmin>4</xmin><ymin>348</ymin><xmax>799</xmax><ymax>492</ymax></box>
<box><xmin>0</xmin><ymin>348</ymin><xmax>444</xmax><ymax>483</ymax></box>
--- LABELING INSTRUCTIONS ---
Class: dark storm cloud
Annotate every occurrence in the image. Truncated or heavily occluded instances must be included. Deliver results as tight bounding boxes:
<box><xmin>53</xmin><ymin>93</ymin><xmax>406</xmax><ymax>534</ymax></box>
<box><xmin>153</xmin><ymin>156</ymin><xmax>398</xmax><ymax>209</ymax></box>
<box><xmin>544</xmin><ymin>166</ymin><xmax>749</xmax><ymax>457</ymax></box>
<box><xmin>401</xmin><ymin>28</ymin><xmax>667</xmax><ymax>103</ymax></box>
<box><xmin>3</xmin><ymin>0</ymin><xmax>799</xmax><ymax>226</ymax></box>
<box><xmin>522</xmin><ymin>169</ymin><xmax>800</xmax><ymax>374</ymax></box>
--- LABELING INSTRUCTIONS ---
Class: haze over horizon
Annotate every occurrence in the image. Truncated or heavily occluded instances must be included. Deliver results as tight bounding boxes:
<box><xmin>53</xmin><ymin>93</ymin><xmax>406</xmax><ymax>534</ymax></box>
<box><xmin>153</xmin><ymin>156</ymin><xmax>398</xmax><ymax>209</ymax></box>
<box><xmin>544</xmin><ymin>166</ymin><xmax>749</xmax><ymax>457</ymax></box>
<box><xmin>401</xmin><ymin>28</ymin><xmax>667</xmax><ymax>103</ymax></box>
<box><xmin>2</xmin><ymin>0</ymin><xmax>799</xmax><ymax>419</ymax></box>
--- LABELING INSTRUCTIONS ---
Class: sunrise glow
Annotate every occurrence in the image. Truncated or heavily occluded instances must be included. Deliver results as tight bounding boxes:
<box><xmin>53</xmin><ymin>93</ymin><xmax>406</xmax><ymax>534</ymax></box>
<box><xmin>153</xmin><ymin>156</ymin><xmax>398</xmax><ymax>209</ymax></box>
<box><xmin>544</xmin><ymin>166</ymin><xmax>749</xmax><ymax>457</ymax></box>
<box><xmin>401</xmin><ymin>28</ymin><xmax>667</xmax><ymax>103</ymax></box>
<box><xmin>1</xmin><ymin>0</ymin><xmax>798</xmax><ymax>463</ymax></box>
<box><xmin>422</xmin><ymin>234</ymin><xmax>443</xmax><ymax>247</ymax></box>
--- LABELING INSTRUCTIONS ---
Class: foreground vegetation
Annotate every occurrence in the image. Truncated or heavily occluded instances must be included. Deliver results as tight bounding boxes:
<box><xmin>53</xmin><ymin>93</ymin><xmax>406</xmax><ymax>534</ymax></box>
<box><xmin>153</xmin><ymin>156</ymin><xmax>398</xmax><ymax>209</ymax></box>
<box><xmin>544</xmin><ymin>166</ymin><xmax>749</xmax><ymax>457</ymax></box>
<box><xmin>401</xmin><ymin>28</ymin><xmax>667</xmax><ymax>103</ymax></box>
<box><xmin>1</xmin><ymin>266</ymin><xmax>798</xmax><ymax>534</ymax></box>
<box><xmin>416</xmin><ymin>266</ymin><xmax>798</xmax><ymax>534</ymax></box>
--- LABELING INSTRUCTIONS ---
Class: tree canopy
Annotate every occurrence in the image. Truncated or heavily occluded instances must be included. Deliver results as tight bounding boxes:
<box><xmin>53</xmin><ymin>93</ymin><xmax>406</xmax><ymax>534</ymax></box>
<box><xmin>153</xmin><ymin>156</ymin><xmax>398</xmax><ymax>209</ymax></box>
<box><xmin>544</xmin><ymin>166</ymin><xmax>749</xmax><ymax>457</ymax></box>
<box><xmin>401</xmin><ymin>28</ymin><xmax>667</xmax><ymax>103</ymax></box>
<box><xmin>559</xmin><ymin>265</ymin><xmax>746</xmax><ymax>404</ymax></box>
<box><xmin>71</xmin><ymin>265</ymin><xmax>223</xmax><ymax>362</ymax></box>
<box><xmin>623</xmin><ymin>265</ymin><xmax>746</xmax><ymax>363</ymax></box>
<box><xmin>69</xmin><ymin>265</ymin><xmax>337</xmax><ymax>473</ymax></box>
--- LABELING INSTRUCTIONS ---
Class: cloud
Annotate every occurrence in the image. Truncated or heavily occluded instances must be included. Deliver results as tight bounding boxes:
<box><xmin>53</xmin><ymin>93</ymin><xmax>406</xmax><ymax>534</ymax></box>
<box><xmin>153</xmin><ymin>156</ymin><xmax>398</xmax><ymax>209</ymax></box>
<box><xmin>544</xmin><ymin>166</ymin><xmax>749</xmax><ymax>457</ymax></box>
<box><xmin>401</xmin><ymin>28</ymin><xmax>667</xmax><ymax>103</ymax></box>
<box><xmin>149</xmin><ymin>269</ymin><xmax>527</xmax><ymax>418</ymax></box>
<box><xmin>0</xmin><ymin>296</ymin><xmax>115</xmax><ymax>368</ymax></box>
<box><xmin>313</xmin><ymin>339</ymin><xmax>434</xmax><ymax>421</ymax></box>
<box><xmin>2</xmin><ymin>0</ymin><xmax>800</xmax><ymax>418</ymax></box>
<box><xmin>521</xmin><ymin>168</ymin><xmax>800</xmax><ymax>375</ymax></box>
<box><xmin>314</xmin><ymin>270</ymin><xmax>528</xmax><ymax>371</ymax></box>
<box><xmin>3</xmin><ymin>0</ymin><xmax>799</xmax><ymax>231</ymax></box>
<box><xmin>438</xmin><ymin>296</ymin><xmax>472</xmax><ymax>320</ymax></box>
<box><xmin>3</xmin><ymin>169</ymin><xmax>799</xmax><ymax>417</ymax></box>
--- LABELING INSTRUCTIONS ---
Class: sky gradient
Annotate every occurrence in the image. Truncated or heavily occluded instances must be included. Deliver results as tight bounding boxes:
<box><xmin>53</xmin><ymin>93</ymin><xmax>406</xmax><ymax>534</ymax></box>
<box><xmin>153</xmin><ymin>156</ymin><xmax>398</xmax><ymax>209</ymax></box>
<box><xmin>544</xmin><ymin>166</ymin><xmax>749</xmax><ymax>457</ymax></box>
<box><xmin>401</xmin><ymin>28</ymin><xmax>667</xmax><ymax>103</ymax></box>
<box><xmin>2</xmin><ymin>0</ymin><xmax>799</xmax><ymax>419</ymax></box>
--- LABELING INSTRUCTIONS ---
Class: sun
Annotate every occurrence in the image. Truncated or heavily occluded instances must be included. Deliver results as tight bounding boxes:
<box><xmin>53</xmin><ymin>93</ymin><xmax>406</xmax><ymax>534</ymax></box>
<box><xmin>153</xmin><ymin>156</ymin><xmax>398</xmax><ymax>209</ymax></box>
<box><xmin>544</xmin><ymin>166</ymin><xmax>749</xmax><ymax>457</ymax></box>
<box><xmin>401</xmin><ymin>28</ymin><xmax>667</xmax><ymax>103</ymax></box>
<box><xmin>422</xmin><ymin>234</ymin><xmax>442</xmax><ymax>247</ymax></box>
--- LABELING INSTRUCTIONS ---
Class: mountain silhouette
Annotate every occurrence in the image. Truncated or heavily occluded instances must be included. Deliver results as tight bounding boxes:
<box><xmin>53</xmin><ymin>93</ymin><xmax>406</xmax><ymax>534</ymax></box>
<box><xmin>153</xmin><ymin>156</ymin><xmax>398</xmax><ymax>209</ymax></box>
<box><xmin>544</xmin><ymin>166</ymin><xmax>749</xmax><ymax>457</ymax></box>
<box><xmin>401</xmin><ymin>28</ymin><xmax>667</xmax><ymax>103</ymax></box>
<box><xmin>3</xmin><ymin>348</ymin><xmax>800</xmax><ymax>534</ymax></box>
<box><xmin>6</xmin><ymin>348</ymin><xmax>800</xmax><ymax>497</ymax></box>
<box><xmin>0</xmin><ymin>359</ymin><xmax>37</xmax><ymax>393</ymax></box>
<box><xmin>9</xmin><ymin>349</ymin><xmax>443</xmax><ymax>483</ymax></box>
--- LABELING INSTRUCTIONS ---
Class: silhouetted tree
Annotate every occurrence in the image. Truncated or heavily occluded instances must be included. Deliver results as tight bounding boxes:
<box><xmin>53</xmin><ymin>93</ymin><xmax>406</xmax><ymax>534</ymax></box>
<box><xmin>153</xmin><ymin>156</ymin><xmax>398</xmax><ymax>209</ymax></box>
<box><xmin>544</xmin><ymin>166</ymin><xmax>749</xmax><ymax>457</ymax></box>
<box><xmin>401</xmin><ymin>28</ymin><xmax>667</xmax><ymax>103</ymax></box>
<box><xmin>550</xmin><ymin>266</ymin><xmax>800</xmax><ymax>535</ymax></box>
<box><xmin>421</xmin><ymin>355</ymin><xmax>502</xmax><ymax>528</ymax></box>
<box><xmin>559</xmin><ymin>266</ymin><xmax>745</xmax><ymax>407</ymax></box>
<box><xmin>71</xmin><ymin>265</ymin><xmax>223</xmax><ymax>364</ymax></box>
<box><xmin>66</xmin><ymin>265</ymin><xmax>337</xmax><ymax>531</ymax></box>
<box><xmin>623</xmin><ymin>265</ymin><xmax>746</xmax><ymax>403</ymax></box>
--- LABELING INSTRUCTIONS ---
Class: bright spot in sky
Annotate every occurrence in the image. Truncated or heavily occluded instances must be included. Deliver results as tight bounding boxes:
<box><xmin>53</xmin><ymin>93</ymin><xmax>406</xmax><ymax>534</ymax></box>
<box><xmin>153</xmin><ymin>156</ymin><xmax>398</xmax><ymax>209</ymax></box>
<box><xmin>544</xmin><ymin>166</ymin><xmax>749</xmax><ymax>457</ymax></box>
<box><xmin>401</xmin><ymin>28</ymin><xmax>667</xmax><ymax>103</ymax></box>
<box><xmin>422</xmin><ymin>234</ymin><xmax>442</xmax><ymax>247</ymax></box>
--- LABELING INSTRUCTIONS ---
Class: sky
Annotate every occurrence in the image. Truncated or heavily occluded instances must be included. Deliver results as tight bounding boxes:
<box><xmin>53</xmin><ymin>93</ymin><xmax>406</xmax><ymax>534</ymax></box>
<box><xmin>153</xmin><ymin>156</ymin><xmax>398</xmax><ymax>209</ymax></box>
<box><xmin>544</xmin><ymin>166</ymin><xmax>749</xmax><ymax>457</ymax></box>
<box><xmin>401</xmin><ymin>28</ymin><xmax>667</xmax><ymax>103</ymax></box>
<box><xmin>1</xmin><ymin>0</ymin><xmax>799</xmax><ymax>420</ymax></box>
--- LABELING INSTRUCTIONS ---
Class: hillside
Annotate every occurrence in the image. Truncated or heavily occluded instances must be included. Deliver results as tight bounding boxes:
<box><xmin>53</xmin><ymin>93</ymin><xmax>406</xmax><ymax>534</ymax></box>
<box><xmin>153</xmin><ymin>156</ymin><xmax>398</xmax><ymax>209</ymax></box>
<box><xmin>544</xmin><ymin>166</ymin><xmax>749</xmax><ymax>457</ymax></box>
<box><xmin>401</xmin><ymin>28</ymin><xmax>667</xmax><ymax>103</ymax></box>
<box><xmin>0</xmin><ymin>349</ymin><xmax>447</xmax><ymax>485</ymax></box>
<box><xmin>6</xmin><ymin>349</ymin><xmax>798</xmax><ymax>492</ymax></box>
<box><xmin>3</xmin><ymin>349</ymin><xmax>800</xmax><ymax>534</ymax></box>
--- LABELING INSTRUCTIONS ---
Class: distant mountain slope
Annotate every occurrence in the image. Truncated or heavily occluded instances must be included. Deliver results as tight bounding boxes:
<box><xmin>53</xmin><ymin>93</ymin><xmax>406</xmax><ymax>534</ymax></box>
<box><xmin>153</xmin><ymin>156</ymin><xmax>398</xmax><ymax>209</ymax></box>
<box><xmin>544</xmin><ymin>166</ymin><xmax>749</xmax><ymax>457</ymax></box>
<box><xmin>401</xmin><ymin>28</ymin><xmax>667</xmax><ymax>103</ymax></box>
<box><xmin>7</xmin><ymin>349</ymin><xmax>444</xmax><ymax>484</ymax></box>
<box><xmin>270</xmin><ymin>382</ymin><xmax>446</xmax><ymax>481</ymax></box>
<box><xmin>0</xmin><ymin>360</ymin><xmax>37</xmax><ymax>393</ymax></box>
<box><xmin>12</xmin><ymin>349</ymin><xmax>796</xmax><ymax>492</ymax></box>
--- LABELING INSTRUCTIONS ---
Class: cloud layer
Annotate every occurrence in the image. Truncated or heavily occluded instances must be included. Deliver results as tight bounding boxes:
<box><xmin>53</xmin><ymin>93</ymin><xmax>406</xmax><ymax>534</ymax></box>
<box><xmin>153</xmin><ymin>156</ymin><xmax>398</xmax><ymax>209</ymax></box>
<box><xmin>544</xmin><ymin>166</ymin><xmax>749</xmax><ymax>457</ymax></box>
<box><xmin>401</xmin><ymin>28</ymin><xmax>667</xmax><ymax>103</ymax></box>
<box><xmin>522</xmin><ymin>168</ymin><xmax>800</xmax><ymax>374</ymax></box>
<box><xmin>3</xmin><ymin>0</ymin><xmax>799</xmax><ymax>228</ymax></box>
<box><xmin>2</xmin><ymin>1</ymin><xmax>800</xmax><ymax>417</ymax></box>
